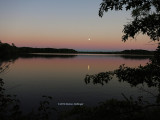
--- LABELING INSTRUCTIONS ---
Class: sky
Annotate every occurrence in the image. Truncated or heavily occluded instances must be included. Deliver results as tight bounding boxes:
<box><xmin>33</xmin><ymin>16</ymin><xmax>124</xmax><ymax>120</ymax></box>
<box><xmin>0</xmin><ymin>0</ymin><xmax>158</xmax><ymax>51</ymax></box>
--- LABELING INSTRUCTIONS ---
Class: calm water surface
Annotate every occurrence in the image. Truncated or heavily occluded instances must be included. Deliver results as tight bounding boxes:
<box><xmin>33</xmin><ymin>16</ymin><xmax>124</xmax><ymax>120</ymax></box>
<box><xmin>1</xmin><ymin>54</ymin><xmax>158</xmax><ymax>111</ymax></box>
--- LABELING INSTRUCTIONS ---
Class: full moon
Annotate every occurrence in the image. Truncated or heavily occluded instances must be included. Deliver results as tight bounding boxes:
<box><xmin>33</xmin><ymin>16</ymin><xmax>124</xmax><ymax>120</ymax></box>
<box><xmin>88</xmin><ymin>38</ymin><xmax>91</xmax><ymax>40</ymax></box>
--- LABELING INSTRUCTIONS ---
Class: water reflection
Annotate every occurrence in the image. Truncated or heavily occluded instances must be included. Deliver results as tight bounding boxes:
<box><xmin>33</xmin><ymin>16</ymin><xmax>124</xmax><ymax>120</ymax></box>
<box><xmin>88</xmin><ymin>65</ymin><xmax>90</xmax><ymax>71</ymax></box>
<box><xmin>85</xmin><ymin>63</ymin><xmax>160</xmax><ymax>88</ymax></box>
<box><xmin>0</xmin><ymin>53</ymin><xmax>159</xmax><ymax>120</ymax></box>
<box><xmin>63</xmin><ymin>49</ymin><xmax>160</xmax><ymax>120</ymax></box>
<box><xmin>0</xmin><ymin>54</ymin><xmax>155</xmax><ymax>111</ymax></box>
<box><xmin>85</xmin><ymin>47</ymin><xmax>160</xmax><ymax>103</ymax></box>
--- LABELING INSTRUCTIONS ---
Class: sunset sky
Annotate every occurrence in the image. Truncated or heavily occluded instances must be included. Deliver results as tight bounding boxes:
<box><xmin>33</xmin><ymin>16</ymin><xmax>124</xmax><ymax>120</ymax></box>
<box><xmin>0</xmin><ymin>0</ymin><xmax>158</xmax><ymax>51</ymax></box>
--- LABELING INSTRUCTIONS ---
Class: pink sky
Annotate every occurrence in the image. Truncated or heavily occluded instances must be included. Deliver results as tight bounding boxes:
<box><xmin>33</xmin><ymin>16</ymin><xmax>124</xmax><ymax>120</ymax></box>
<box><xmin>0</xmin><ymin>0</ymin><xmax>158</xmax><ymax>51</ymax></box>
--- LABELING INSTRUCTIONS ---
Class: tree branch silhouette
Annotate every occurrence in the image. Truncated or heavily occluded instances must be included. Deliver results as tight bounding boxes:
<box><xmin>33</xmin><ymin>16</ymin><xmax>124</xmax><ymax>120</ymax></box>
<box><xmin>99</xmin><ymin>0</ymin><xmax>160</xmax><ymax>41</ymax></box>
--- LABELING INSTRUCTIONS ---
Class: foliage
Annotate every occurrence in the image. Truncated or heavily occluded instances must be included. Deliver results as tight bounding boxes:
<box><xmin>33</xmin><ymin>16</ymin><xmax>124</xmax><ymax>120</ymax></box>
<box><xmin>18</xmin><ymin>47</ymin><xmax>77</xmax><ymax>54</ymax></box>
<box><xmin>121</xmin><ymin>49</ymin><xmax>154</xmax><ymax>55</ymax></box>
<box><xmin>59</xmin><ymin>95</ymin><xmax>160</xmax><ymax>120</ymax></box>
<box><xmin>1</xmin><ymin>46</ymin><xmax>160</xmax><ymax>120</ymax></box>
<box><xmin>0</xmin><ymin>42</ymin><xmax>18</xmax><ymax>58</ymax></box>
<box><xmin>84</xmin><ymin>43</ymin><xmax>160</xmax><ymax>104</ymax></box>
<box><xmin>85</xmin><ymin>72</ymin><xmax>113</xmax><ymax>85</ymax></box>
<box><xmin>99</xmin><ymin>0</ymin><xmax>160</xmax><ymax>41</ymax></box>
<box><xmin>0</xmin><ymin>41</ymin><xmax>77</xmax><ymax>59</ymax></box>
<box><xmin>152</xmin><ymin>43</ymin><xmax>160</xmax><ymax>65</ymax></box>
<box><xmin>0</xmin><ymin>81</ymin><xmax>56</xmax><ymax>120</ymax></box>
<box><xmin>0</xmin><ymin>63</ymin><xmax>57</xmax><ymax>120</ymax></box>
<box><xmin>85</xmin><ymin>44</ymin><xmax>160</xmax><ymax>86</ymax></box>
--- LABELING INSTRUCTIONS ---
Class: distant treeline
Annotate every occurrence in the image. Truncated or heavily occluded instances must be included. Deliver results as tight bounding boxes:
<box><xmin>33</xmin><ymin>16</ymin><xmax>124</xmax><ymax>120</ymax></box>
<box><xmin>0</xmin><ymin>41</ymin><xmax>77</xmax><ymax>58</ymax></box>
<box><xmin>18</xmin><ymin>47</ymin><xmax>77</xmax><ymax>53</ymax></box>
<box><xmin>0</xmin><ymin>41</ymin><xmax>154</xmax><ymax>59</ymax></box>
<box><xmin>78</xmin><ymin>49</ymin><xmax>154</xmax><ymax>55</ymax></box>
<box><xmin>121</xmin><ymin>49</ymin><xmax>154</xmax><ymax>55</ymax></box>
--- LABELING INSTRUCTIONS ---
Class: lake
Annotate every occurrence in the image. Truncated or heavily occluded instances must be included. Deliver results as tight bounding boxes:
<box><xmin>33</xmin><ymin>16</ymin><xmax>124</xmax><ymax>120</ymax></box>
<box><xmin>0</xmin><ymin>54</ymin><xmax>158</xmax><ymax>112</ymax></box>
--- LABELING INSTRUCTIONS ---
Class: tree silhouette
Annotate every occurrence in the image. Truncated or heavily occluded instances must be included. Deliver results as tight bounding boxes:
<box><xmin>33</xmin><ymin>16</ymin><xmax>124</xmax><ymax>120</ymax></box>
<box><xmin>99</xmin><ymin>0</ymin><xmax>160</xmax><ymax>41</ymax></box>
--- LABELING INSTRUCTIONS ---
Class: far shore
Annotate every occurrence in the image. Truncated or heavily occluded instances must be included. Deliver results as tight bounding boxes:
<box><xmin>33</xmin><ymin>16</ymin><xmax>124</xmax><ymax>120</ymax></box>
<box><xmin>0</xmin><ymin>42</ymin><xmax>155</xmax><ymax>58</ymax></box>
<box><xmin>30</xmin><ymin>52</ymin><xmax>154</xmax><ymax>56</ymax></box>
